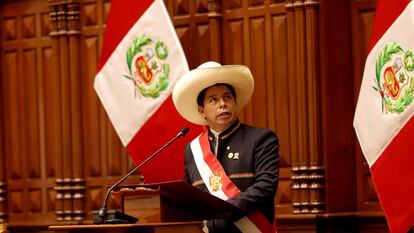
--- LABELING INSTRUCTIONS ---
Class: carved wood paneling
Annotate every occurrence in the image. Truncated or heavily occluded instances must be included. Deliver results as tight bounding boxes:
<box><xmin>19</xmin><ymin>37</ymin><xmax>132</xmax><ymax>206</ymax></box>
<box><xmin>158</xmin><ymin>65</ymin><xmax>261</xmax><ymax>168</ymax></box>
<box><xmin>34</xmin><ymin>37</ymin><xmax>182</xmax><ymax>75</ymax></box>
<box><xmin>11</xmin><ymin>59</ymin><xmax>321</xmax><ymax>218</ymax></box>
<box><xmin>351</xmin><ymin>0</ymin><xmax>382</xmax><ymax>214</ymax></box>
<box><xmin>319</xmin><ymin>0</ymin><xmax>356</xmax><ymax>215</ymax></box>
<box><xmin>271</xmin><ymin>13</ymin><xmax>293</xmax><ymax>212</ymax></box>
<box><xmin>196</xmin><ymin>24</ymin><xmax>211</xmax><ymax>65</ymax></box>
<box><xmin>249</xmin><ymin>17</ymin><xmax>268</xmax><ymax>127</ymax></box>
<box><xmin>42</xmin><ymin>46</ymin><xmax>60</xmax><ymax>179</ymax></box>
<box><xmin>170</xmin><ymin>0</ymin><xmax>210</xmax><ymax>68</ymax></box>
<box><xmin>285</xmin><ymin>0</ymin><xmax>300</xmax><ymax>214</ymax></box>
<box><xmin>0</xmin><ymin>83</ymin><xmax>5</xmax><ymax>223</ymax></box>
<box><xmin>174</xmin><ymin>0</ymin><xmax>189</xmax><ymax>16</ymax></box>
<box><xmin>1</xmin><ymin>1</ymin><xmax>59</xmax><ymax>224</ymax></box>
<box><xmin>196</xmin><ymin>0</ymin><xmax>208</xmax><ymax>13</ymax></box>
<box><xmin>49</xmin><ymin>0</ymin><xmax>85</xmax><ymax>221</ymax></box>
<box><xmin>222</xmin><ymin>0</ymin><xmax>294</xmax><ymax>215</ymax></box>
<box><xmin>0</xmin><ymin>181</ymin><xmax>5</xmax><ymax>223</ymax></box>
<box><xmin>285</xmin><ymin>0</ymin><xmax>324</xmax><ymax>215</ymax></box>
<box><xmin>304</xmin><ymin>0</ymin><xmax>323</xmax><ymax>214</ymax></box>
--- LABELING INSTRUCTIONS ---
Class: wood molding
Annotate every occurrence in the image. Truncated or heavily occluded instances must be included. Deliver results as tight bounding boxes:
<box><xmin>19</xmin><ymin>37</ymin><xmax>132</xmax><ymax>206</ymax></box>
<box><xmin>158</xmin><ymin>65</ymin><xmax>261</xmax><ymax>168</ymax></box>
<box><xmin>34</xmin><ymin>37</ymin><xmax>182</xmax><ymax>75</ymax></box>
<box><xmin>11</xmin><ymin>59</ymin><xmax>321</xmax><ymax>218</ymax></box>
<box><xmin>0</xmin><ymin>65</ymin><xmax>6</xmax><ymax>223</ymax></box>
<box><xmin>287</xmin><ymin>0</ymin><xmax>325</xmax><ymax>214</ymax></box>
<box><xmin>208</xmin><ymin>0</ymin><xmax>222</xmax><ymax>62</ymax></box>
<box><xmin>48</xmin><ymin>0</ymin><xmax>84</xmax><ymax>222</ymax></box>
<box><xmin>303</xmin><ymin>0</ymin><xmax>324</xmax><ymax>214</ymax></box>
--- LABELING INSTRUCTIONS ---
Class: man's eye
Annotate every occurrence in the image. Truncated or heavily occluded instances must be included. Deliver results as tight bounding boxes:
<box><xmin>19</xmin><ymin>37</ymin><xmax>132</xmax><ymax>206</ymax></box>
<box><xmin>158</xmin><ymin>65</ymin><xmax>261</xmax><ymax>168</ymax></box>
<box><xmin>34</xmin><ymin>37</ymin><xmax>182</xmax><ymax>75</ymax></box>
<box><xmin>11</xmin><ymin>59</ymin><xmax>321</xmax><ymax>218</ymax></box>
<box><xmin>210</xmin><ymin>97</ymin><xmax>217</xmax><ymax>103</ymax></box>
<box><xmin>224</xmin><ymin>95</ymin><xmax>233</xmax><ymax>101</ymax></box>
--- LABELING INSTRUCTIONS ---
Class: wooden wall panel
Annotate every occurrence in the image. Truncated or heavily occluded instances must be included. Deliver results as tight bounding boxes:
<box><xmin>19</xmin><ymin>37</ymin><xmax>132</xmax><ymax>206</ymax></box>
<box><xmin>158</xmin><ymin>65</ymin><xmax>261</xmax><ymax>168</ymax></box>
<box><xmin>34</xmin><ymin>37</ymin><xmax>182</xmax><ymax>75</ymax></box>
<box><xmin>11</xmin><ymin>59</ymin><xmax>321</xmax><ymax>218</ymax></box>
<box><xmin>23</xmin><ymin>48</ymin><xmax>41</xmax><ymax>179</ymax></box>
<box><xmin>81</xmin><ymin>35</ymin><xmax>102</xmax><ymax>178</ymax></box>
<box><xmin>0</xmin><ymin>22</ymin><xmax>5</xmax><ymax>221</ymax></box>
<box><xmin>42</xmin><ymin>46</ymin><xmax>60</xmax><ymax>178</ymax></box>
<box><xmin>351</xmin><ymin>0</ymin><xmax>383</xmax><ymax>214</ymax></box>
<box><xmin>319</xmin><ymin>0</ymin><xmax>356</xmax><ymax>214</ymax></box>
<box><xmin>169</xmin><ymin>0</ymin><xmax>210</xmax><ymax>68</ymax></box>
<box><xmin>223</xmin><ymin>20</ymin><xmax>244</xmax><ymax>64</ymax></box>
<box><xmin>222</xmin><ymin>0</ymin><xmax>294</xmax><ymax>215</ymax></box>
<box><xmin>196</xmin><ymin>24</ymin><xmax>211</xmax><ymax>63</ymax></box>
<box><xmin>1</xmin><ymin>0</ymin><xmax>58</xmax><ymax>225</ymax></box>
<box><xmin>2</xmin><ymin>51</ymin><xmax>21</xmax><ymax>180</ymax></box>
<box><xmin>249</xmin><ymin>17</ymin><xmax>268</xmax><ymax>127</ymax></box>
<box><xmin>271</xmin><ymin>13</ymin><xmax>293</xmax><ymax>213</ymax></box>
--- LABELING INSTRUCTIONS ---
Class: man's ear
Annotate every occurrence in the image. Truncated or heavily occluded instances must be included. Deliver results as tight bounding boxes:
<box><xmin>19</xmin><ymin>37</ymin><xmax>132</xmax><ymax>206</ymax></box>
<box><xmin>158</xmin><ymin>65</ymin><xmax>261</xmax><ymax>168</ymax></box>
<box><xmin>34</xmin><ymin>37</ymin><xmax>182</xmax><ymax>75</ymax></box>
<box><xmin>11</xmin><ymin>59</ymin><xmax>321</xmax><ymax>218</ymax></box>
<box><xmin>198</xmin><ymin>106</ymin><xmax>208</xmax><ymax>120</ymax></box>
<box><xmin>197</xmin><ymin>106</ymin><xmax>204</xmax><ymax>115</ymax></box>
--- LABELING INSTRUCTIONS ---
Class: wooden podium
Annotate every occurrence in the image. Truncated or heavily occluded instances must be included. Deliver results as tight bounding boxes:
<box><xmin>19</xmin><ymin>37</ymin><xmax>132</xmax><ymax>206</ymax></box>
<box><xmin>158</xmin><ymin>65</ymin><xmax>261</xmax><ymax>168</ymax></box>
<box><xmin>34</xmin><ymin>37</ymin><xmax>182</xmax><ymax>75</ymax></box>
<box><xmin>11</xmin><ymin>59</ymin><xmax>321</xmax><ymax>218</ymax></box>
<box><xmin>49</xmin><ymin>222</ymin><xmax>204</xmax><ymax>233</ymax></box>
<box><xmin>118</xmin><ymin>180</ymin><xmax>240</xmax><ymax>223</ymax></box>
<box><xmin>50</xmin><ymin>181</ymin><xmax>240</xmax><ymax>233</ymax></box>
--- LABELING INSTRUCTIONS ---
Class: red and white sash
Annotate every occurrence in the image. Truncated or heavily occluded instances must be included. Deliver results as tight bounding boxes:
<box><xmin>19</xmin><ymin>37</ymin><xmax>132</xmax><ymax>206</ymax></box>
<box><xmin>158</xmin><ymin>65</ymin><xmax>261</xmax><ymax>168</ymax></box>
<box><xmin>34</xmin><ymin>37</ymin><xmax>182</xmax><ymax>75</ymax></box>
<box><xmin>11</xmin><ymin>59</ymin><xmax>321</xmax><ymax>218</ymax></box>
<box><xmin>190</xmin><ymin>131</ymin><xmax>276</xmax><ymax>233</ymax></box>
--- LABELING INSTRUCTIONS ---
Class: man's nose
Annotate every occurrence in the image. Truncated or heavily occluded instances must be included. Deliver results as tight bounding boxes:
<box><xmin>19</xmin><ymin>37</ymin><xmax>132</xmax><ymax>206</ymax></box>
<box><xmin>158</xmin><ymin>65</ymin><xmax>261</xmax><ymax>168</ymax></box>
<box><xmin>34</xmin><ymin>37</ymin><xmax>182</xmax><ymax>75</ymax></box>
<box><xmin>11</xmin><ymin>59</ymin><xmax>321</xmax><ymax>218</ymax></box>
<box><xmin>218</xmin><ymin>98</ymin><xmax>227</xmax><ymax>107</ymax></box>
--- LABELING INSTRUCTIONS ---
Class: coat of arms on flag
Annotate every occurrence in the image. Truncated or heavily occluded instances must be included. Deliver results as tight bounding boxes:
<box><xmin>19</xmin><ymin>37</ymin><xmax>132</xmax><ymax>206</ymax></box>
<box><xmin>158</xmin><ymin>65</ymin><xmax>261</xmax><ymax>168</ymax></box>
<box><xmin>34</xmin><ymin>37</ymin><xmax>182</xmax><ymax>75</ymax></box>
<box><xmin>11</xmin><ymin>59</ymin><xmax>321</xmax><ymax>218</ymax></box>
<box><xmin>373</xmin><ymin>42</ymin><xmax>414</xmax><ymax>113</ymax></box>
<box><xmin>124</xmin><ymin>35</ymin><xmax>170</xmax><ymax>99</ymax></box>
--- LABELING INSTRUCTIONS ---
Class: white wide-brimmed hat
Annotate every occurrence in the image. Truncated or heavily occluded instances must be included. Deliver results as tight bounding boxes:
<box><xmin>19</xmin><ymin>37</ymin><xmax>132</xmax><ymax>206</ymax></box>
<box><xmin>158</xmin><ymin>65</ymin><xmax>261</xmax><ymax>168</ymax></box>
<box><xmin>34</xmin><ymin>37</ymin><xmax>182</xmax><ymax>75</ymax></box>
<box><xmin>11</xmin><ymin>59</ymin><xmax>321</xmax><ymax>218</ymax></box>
<box><xmin>172</xmin><ymin>61</ymin><xmax>254</xmax><ymax>125</ymax></box>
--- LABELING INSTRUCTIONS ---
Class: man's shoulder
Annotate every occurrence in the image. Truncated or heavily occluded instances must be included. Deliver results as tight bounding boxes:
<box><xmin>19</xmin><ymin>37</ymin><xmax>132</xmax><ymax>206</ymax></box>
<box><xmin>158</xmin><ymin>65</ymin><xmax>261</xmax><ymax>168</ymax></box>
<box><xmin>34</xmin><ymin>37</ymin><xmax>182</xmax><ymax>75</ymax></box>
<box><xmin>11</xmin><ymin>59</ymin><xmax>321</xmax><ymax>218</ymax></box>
<box><xmin>240</xmin><ymin>123</ymin><xmax>277</xmax><ymax>137</ymax></box>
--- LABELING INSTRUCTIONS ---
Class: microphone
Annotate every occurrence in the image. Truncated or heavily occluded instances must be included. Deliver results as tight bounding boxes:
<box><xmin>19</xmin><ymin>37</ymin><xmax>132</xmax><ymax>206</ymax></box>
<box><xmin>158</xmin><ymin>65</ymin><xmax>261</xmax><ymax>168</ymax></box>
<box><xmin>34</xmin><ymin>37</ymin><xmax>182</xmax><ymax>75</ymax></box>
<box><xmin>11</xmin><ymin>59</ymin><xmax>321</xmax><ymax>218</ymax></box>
<box><xmin>93</xmin><ymin>127</ymin><xmax>190</xmax><ymax>224</ymax></box>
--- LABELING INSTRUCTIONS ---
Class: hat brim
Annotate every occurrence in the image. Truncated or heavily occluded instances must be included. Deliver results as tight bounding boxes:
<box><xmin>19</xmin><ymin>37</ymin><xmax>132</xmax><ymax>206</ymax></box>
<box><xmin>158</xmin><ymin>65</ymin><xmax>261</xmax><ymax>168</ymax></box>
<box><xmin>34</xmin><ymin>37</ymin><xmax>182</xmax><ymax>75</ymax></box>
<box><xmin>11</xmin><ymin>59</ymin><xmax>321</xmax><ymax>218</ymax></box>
<box><xmin>173</xmin><ymin>65</ymin><xmax>254</xmax><ymax>125</ymax></box>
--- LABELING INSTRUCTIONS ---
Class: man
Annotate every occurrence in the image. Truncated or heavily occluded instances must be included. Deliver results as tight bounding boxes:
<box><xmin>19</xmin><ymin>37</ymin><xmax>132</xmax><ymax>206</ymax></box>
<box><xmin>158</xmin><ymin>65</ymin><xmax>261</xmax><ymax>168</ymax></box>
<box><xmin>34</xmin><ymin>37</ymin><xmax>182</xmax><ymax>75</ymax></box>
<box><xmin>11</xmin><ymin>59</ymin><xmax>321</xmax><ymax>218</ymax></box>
<box><xmin>172</xmin><ymin>61</ymin><xmax>279</xmax><ymax>233</ymax></box>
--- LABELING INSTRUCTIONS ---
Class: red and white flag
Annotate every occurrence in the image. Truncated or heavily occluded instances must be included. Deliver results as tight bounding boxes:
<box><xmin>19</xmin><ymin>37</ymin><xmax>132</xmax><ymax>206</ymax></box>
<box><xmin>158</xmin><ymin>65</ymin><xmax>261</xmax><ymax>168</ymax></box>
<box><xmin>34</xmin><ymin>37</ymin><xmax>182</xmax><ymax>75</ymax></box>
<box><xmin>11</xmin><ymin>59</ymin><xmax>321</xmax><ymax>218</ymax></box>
<box><xmin>94</xmin><ymin>0</ymin><xmax>201</xmax><ymax>183</ymax></box>
<box><xmin>354</xmin><ymin>0</ymin><xmax>414</xmax><ymax>232</ymax></box>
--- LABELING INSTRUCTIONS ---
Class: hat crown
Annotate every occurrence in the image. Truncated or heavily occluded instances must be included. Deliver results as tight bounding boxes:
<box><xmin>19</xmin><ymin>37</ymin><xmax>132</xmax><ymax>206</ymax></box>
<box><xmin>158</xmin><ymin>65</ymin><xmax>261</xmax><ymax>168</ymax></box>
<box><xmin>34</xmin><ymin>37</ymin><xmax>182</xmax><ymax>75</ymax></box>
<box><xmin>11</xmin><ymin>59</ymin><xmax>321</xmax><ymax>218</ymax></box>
<box><xmin>173</xmin><ymin>61</ymin><xmax>254</xmax><ymax>125</ymax></box>
<box><xmin>197</xmin><ymin>61</ymin><xmax>222</xmax><ymax>69</ymax></box>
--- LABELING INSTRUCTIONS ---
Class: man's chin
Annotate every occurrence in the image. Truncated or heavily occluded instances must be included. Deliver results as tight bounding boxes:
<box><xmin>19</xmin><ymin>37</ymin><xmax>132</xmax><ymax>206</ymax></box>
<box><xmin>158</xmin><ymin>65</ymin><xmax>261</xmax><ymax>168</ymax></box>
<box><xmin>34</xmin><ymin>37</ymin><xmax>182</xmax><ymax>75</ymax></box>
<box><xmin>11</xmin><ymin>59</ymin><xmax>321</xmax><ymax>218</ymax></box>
<box><xmin>216</xmin><ymin>117</ymin><xmax>236</xmax><ymax>126</ymax></box>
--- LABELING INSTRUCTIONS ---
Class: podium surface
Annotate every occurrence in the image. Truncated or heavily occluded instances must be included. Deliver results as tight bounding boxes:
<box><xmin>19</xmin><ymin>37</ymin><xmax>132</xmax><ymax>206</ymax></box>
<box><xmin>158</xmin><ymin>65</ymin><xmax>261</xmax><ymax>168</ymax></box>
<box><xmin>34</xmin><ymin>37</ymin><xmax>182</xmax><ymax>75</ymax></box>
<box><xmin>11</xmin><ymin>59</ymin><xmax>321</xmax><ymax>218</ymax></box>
<box><xmin>54</xmin><ymin>181</ymin><xmax>235</xmax><ymax>233</ymax></box>
<box><xmin>115</xmin><ymin>180</ymin><xmax>241</xmax><ymax>223</ymax></box>
<box><xmin>49</xmin><ymin>222</ymin><xmax>203</xmax><ymax>233</ymax></box>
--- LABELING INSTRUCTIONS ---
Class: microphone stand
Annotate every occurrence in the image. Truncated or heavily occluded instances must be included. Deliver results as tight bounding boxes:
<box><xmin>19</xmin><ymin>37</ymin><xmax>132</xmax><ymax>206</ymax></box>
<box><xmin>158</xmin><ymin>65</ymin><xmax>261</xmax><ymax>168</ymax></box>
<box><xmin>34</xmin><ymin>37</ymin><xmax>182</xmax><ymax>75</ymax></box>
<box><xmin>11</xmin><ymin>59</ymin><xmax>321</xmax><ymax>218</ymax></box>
<box><xmin>93</xmin><ymin>127</ymin><xmax>190</xmax><ymax>224</ymax></box>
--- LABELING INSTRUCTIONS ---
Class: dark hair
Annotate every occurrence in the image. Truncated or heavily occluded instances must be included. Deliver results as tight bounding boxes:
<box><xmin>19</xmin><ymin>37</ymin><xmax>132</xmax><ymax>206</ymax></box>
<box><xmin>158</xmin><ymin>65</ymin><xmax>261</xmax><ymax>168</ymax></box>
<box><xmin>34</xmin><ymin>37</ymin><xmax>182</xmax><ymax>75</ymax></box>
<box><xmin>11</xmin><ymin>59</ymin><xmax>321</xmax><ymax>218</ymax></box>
<box><xmin>197</xmin><ymin>83</ymin><xmax>237</xmax><ymax>107</ymax></box>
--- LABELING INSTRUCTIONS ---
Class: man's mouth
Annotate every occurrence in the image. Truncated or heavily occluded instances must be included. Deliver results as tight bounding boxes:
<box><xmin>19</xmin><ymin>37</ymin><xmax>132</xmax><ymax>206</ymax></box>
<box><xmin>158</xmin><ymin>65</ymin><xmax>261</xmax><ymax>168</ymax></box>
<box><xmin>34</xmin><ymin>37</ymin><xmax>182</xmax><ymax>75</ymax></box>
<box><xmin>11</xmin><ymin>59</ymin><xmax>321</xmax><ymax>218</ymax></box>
<box><xmin>218</xmin><ymin>112</ymin><xmax>231</xmax><ymax>117</ymax></box>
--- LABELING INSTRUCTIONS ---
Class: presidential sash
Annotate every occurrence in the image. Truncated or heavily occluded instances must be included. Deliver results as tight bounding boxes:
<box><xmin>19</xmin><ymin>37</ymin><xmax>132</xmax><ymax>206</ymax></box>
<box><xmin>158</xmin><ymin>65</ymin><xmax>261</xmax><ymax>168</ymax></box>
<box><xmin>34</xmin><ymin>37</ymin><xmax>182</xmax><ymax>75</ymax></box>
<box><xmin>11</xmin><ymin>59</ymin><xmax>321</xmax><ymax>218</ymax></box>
<box><xmin>190</xmin><ymin>131</ymin><xmax>276</xmax><ymax>233</ymax></box>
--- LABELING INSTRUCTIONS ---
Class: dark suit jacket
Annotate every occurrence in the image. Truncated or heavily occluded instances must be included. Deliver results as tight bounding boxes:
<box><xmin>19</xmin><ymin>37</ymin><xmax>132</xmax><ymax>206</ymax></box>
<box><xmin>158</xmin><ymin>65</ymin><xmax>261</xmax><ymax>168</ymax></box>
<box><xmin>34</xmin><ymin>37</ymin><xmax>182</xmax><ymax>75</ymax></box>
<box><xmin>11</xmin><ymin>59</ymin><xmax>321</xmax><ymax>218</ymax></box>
<box><xmin>184</xmin><ymin>120</ymin><xmax>279</xmax><ymax>233</ymax></box>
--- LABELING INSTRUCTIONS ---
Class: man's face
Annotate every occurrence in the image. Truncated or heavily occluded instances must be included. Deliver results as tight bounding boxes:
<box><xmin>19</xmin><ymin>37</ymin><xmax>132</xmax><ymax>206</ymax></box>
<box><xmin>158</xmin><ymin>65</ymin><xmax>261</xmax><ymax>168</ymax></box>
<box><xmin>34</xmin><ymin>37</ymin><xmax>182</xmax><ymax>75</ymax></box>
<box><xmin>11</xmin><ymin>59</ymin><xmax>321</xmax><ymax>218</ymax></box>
<box><xmin>198</xmin><ymin>85</ymin><xmax>237</xmax><ymax>132</ymax></box>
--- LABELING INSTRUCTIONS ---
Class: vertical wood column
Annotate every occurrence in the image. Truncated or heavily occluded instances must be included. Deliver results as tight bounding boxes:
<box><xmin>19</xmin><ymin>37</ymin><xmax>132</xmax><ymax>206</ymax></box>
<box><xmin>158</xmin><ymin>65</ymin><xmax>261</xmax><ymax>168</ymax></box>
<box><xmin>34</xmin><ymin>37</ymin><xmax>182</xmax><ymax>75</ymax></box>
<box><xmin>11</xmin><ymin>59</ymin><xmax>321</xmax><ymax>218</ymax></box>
<box><xmin>0</xmin><ymin>182</ymin><xmax>5</xmax><ymax>223</ymax></box>
<box><xmin>57</xmin><ymin>3</ymin><xmax>74</xmax><ymax>221</ymax></box>
<box><xmin>67</xmin><ymin>2</ymin><xmax>84</xmax><ymax>221</ymax></box>
<box><xmin>0</xmin><ymin>20</ymin><xmax>5</xmax><ymax>221</ymax></box>
<box><xmin>285</xmin><ymin>0</ymin><xmax>301</xmax><ymax>214</ymax></box>
<box><xmin>49</xmin><ymin>0</ymin><xmax>83</xmax><ymax>222</ymax></box>
<box><xmin>208</xmin><ymin>0</ymin><xmax>222</xmax><ymax>62</ymax></box>
<box><xmin>304</xmin><ymin>0</ymin><xmax>324</xmax><ymax>214</ymax></box>
<box><xmin>49</xmin><ymin>4</ymin><xmax>65</xmax><ymax>221</ymax></box>
<box><xmin>292</xmin><ymin>0</ymin><xmax>309</xmax><ymax>213</ymax></box>
<box><xmin>0</xmin><ymin>143</ymin><xmax>5</xmax><ymax>223</ymax></box>
<box><xmin>0</xmin><ymin>79</ymin><xmax>5</xmax><ymax>223</ymax></box>
<box><xmin>288</xmin><ymin>0</ymin><xmax>325</xmax><ymax>214</ymax></box>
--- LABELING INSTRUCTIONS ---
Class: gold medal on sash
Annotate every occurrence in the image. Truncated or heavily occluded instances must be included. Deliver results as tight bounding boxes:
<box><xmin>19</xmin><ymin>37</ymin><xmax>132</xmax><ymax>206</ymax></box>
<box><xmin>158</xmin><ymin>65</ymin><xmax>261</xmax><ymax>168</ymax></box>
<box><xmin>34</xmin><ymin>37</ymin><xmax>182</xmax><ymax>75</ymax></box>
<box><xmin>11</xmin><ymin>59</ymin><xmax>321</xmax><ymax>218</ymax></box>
<box><xmin>209</xmin><ymin>171</ymin><xmax>223</xmax><ymax>192</ymax></box>
<box><xmin>0</xmin><ymin>223</ymin><xmax>7</xmax><ymax>233</ymax></box>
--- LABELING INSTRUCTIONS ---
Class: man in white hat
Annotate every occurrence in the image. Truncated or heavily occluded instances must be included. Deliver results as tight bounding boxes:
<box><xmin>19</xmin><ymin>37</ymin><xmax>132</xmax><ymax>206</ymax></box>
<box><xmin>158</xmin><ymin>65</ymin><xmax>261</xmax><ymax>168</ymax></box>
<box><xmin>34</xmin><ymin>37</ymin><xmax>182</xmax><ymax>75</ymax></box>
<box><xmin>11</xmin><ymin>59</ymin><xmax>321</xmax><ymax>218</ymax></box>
<box><xmin>173</xmin><ymin>61</ymin><xmax>279</xmax><ymax>233</ymax></box>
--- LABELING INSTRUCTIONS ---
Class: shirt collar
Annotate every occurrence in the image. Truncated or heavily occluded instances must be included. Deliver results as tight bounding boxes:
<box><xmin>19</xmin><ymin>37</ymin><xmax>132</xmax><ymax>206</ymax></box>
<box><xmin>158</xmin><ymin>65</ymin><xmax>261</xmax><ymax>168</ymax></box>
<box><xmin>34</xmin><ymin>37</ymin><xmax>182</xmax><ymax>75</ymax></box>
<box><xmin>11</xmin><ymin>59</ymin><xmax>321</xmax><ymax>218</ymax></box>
<box><xmin>208</xmin><ymin>119</ymin><xmax>241</xmax><ymax>140</ymax></box>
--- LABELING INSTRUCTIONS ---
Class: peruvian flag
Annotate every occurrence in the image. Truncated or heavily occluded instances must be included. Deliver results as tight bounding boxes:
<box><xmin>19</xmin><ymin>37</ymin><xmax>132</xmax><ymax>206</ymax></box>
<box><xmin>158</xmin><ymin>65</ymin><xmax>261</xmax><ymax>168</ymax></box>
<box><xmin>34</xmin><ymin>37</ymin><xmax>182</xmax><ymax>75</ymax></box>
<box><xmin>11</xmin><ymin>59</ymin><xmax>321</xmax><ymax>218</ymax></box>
<box><xmin>354</xmin><ymin>0</ymin><xmax>414</xmax><ymax>232</ymax></box>
<box><xmin>94</xmin><ymin>0</ymin><xmax>201</xmax><ymax>183</ymax></box>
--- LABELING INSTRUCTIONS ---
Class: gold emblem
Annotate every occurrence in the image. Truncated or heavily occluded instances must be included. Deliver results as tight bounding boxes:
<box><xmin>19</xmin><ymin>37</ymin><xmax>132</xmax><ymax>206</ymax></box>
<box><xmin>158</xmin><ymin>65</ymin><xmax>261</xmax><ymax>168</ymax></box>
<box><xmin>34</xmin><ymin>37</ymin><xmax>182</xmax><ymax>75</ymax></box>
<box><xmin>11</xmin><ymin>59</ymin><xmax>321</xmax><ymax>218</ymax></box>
<box><xmin>227</xmin><ymin>152</ymin><xmax>240</xmax><ymax>160</ymax></box>
<box><xmin>0</xmin><ymin>223</ymin><xmax>7</xmax><ymax>233</ymax></box>
<box><xmin>209</xmin><ymin>172</ymin><xmax>223</xmax><ymax>192</ymax></box>
<box><xmin>228</xmin><ymin>153</ymin><xmax>234</xmax><ymax>159</ymax></box>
